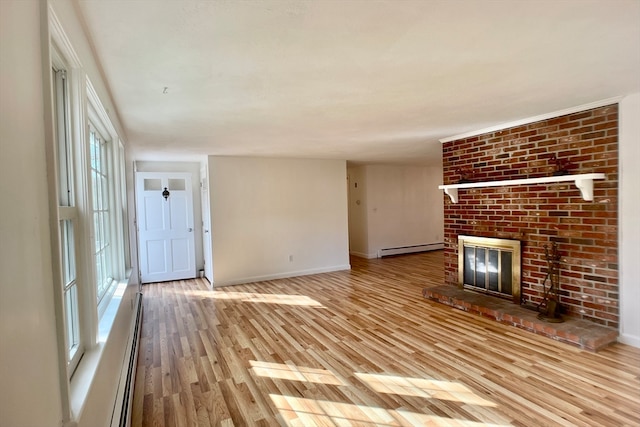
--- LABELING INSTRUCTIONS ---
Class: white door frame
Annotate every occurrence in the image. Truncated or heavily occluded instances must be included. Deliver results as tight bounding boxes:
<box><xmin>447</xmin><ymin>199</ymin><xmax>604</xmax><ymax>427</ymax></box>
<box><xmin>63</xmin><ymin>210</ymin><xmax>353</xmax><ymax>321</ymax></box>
<box><xmin>200</xmin><ymin>164</ymin><xmax>213</xmax><ymax>285</ymax></box>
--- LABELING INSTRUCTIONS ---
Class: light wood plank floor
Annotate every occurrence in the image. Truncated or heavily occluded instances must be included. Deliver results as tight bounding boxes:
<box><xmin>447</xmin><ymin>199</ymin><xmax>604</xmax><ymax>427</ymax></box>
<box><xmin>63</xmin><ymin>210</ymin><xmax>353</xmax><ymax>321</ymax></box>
<box><xmin>132</xmin><ymin>251</ymin><xmax>640</xmax><ymax>427</ymax></box>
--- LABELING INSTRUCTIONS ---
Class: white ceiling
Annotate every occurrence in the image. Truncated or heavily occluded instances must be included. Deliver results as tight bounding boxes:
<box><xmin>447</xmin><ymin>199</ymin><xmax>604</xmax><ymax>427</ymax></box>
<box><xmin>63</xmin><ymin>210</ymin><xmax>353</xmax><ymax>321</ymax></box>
<box><xmin>76</xmin><ymin>0</ymin><xmax>640</xmax><ymax>165</ymax></box>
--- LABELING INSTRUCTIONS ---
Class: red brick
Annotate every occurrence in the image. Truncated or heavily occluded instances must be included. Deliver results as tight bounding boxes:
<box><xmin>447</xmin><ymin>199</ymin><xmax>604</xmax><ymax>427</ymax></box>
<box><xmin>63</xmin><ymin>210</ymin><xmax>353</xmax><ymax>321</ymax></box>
<box><xmin>443</xmin><ymin>104</ymin><xmax>618</xmax><ymax>326</ymax></box>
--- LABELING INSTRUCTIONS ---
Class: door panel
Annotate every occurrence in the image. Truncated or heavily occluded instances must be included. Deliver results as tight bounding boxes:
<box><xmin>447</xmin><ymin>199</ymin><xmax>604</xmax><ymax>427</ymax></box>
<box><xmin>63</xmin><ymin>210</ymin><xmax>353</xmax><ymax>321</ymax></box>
<box><xmin>171</xmin><ymin>238</ymin><xmax>191</xmax><ymax>271</ymax></box>
<box><xmin>143</xmin><ymin>196</ymin><xmax>164</xmax><ymax>230</ymax></box>
<box><xmin>146</xmin><ymin>240</ymin><xmax>167</xmax><ymax>274</ymax></box>
<box><xmin>136</xmin><ymin>172</ymin><xmax>196</xmax><ymax>283</ymax></box>
<box><xmin>169</xmin><ymin>194</ymin><xmax>189</xmax><ymax>229</ymax></box>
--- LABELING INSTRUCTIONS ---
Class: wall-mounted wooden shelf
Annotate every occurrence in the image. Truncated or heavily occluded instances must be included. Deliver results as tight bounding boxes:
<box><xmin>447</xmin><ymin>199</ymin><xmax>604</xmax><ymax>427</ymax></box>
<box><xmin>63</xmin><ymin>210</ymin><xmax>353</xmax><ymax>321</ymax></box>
<box><xmin>438</xmin><ymin>173</ymin><xmax>606</xmax><ymax>203</ymax></box>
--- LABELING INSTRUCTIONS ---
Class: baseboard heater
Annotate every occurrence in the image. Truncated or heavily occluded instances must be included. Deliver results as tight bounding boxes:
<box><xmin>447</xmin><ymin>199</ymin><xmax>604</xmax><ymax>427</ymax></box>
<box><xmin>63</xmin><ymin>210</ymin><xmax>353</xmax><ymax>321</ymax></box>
<box><xmin>378</xmin><ymin>242</ymin><xmax>444</xmax><ymax>258</ymax></box>
<box><xmin>112</xmin><ymin>291</ymin><xmax>143</xmax><ymax>427</ymax></box>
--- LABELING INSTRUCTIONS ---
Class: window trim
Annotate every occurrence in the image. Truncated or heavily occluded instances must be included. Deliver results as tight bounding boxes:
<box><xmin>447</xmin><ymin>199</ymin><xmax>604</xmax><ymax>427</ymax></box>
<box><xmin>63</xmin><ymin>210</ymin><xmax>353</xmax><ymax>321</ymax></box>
<box><xmin>47</xmin><ymin>7</ymin><xmax>133</xmax><ymax>424</ymax></box>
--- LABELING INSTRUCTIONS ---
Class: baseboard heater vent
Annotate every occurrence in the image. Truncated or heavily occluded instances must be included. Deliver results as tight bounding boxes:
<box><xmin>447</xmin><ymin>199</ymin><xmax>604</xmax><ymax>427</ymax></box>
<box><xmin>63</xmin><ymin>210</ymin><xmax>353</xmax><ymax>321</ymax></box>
<box><xmin>114</xmin><ymin>291</ymin><xmax>143</xmax><ymax>427</ymax></box>
<box><xmin>378</xmin><ymin>242</ymin><xmax>444</xmax><ymax>258</ymax></box>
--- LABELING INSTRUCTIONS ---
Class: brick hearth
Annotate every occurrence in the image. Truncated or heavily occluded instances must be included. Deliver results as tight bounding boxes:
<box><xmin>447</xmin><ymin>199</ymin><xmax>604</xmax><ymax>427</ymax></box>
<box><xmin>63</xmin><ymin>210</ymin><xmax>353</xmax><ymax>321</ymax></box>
<box><xmin>423</xmin><ymin>285</ymin><xmax>618</xmax><ymax>351</ymax></box>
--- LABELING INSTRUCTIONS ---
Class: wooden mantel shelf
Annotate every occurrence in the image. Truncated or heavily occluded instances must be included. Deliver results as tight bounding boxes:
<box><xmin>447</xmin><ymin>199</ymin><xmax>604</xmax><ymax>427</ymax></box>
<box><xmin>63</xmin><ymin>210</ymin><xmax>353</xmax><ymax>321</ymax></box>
<box><xmin>438</xmin><ymin>173</ymin><xmax>606</xmax><ymax>203</ymax></box>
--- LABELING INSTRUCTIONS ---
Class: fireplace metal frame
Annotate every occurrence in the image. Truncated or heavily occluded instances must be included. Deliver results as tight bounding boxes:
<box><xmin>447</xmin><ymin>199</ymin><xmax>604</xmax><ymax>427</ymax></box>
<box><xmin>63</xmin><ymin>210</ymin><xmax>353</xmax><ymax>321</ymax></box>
<box><xmin>458</xmin><ymin>235</ymin><xmax>521</xmax><ymax>304</ymax></box>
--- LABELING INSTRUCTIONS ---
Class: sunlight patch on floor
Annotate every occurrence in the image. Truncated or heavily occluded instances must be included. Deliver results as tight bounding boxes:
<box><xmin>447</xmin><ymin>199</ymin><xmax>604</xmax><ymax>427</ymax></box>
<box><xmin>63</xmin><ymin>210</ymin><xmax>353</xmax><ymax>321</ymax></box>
<box><xmin>255</xmin><ymin>362</ymin><xmax>508</xmax><ymax>426</ymax></box>
<box><xmin>270</xmin><ymin>394</ymin><xmax>397</xmax><ymax>426</ymax></box>
<box><xmin>270</xmin><ymin>394</ymin><xmax>512</xmax><ymax>427</ymax></box>
<box><xmin>212</xmin><ymin>291</ymin><xmax>324</xmax><ymax>306</ymax></box>
<box><xmin>355</xmin><ymin>372</ymin><xmax>497</xmax><ymax>407</ymax></box>
<box><xmin>250</xmin><ymin>360</ymin><xmax>346</xmax><ymax>386</ymax></box>
<box><xmin>392</xmin><ymin>409</ymin><xmax>511</xmax><ymax>427</ymax></box>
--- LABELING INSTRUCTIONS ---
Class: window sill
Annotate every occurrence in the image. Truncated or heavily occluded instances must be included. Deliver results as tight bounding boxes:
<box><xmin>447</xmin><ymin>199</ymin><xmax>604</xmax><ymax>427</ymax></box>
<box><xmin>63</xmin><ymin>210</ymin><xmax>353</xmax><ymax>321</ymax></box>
<box><xmin>99</xmin><ymin>278</ymin><xmax>129</xmax><ymax>342</ymax></box>
<box><xmin>68</xmin><ymin>272</ymin><xmax>131</xmax><ymax>420</ymax></box>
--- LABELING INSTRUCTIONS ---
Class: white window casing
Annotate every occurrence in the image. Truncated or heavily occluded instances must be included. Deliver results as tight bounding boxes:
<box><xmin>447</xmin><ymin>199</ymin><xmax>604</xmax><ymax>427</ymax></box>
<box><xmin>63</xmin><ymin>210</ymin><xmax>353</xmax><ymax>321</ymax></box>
<box><xmin>47</xmin><ymin>8</ymin><xmax>133</xmax><ymax>423</ymax></box>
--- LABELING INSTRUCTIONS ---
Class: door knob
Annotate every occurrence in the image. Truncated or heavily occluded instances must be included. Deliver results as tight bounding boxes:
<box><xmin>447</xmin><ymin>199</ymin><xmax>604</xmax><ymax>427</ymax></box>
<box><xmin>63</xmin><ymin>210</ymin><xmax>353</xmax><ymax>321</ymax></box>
<box><xmin>188</xmin><ymin>227</ymin><xmax>193</xmax><ymax>232</ymax></box>
<box><xmin>204</xmin><ymin>229</ymin><xmax>209</xmax><ymax>233</ymax></box>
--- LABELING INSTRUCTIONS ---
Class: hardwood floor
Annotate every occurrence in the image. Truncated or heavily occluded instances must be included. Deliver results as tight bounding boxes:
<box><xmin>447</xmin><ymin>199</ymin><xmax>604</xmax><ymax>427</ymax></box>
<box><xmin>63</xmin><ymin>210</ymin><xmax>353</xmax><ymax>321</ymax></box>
<box><xmin>132</xmin><ymin>251</ymin><xmax>640</xmax><ymax>427</ymax></box>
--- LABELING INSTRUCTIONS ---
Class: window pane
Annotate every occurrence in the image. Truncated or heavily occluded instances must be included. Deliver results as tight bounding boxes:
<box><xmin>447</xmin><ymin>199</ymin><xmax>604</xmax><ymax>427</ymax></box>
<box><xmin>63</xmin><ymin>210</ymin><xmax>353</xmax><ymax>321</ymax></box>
<box><xmin>92</xmin><ymin>169</ymin><xmax>98</xmax><ymax>211</ymax></box>
<box><xmin>144</xmin><ymin>178</ymin><xmax>161</xmax><ymax>191</ymax></box>
<box><xmin>64</xmin><ymin>284</ymin><xmax>79</xmax><ymax>358</ymax></box>
<box><xmin>168</xmin><ymin>178</ymin><xmax>185</xmax><ymax>191</ymax></box>
<box><xmin>101</xmin><ymin>174</ymin><xmax>108</xmax><ymax>211</ymax></box>
<box><xmin>90</xmin><ymin>131</ymin><xmax>97</xmax><ymax>169</ymax></box>
<box><xmin>59</xmin><ymin>220</ymin><xmax>76</xmax><ymax>286</ymax></box>
<box><xmin>94</xmin><ymin>212</ymin><xmax>100</xmax><ymax>252</ymax></box>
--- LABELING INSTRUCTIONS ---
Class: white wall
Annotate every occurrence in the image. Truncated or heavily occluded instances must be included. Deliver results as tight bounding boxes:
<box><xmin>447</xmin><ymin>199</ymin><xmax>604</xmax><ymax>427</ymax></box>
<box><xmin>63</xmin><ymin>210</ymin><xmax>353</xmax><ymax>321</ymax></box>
<box><xmin>347</xmin><ymin>164</ymin><xmax>444</xmax><ymax>258</ymax></box>
<box><xmin>619</xmin><ymin>93</ymin><xmax>640</xmax><ymax>348</ymax></box>
<box><xmin>366</xmin><ymin>165</ymin><xmax>444</xmax><ymax>255</ymax></box>
<box><xmin>208</xmin><ymin>157</ymin><xmax>350</xmax><ymax>286</ymax></box>
<box><xmin>50</xmin><ymin>0</ymin><xmax>126</xmax><ymax>139</ymax></box>
<box><xmin>135</xmin><ymin>161</ymin><xmax>205</xmax><ymax>271</ymax></box>
<box><xmin>0</xmin><ymin>2</ymin><xmax>64</xmax><ymax>426</ymax></box>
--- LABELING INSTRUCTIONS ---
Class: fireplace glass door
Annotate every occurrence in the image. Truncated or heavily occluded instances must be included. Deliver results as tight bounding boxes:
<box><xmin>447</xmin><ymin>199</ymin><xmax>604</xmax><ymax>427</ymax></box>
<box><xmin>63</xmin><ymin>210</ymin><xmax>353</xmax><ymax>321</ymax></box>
<box><xmin>458</xmin><ymin>235</ymin><xmax>521</xmax><ymax>303</ymax></box>
<box><xmin>463</xmin><ymin>246</ymin><xmax>513</xmax><ymax>296</ymax></box>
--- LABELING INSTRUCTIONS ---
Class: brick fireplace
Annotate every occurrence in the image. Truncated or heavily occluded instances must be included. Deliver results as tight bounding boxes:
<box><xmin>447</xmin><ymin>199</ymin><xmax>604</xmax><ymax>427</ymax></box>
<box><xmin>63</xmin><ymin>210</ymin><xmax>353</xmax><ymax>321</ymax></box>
<box><xmin>441</xmin><ymin>104</ymin><xmax>619</xmax><ymax>329</ymax></box>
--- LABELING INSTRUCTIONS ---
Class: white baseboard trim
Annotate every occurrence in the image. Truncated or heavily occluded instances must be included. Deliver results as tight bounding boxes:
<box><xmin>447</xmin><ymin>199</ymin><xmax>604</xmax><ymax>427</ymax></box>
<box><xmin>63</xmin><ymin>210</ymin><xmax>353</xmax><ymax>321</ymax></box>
<box><xmin>110</xmin><ymin>292</ymin><xmax>143</xmax><ymax>427</ymax></box>
<box><xmin>617</xmin><ymin>332</ymin><xmax>640</xmax><ymax>348</ymax></box>
<box><xmin>349</xmin><ymin>251</ymin><xmax>377</xmax><ymax>259</ymax></box>
<box><xmin>377</xmin><ymin>242</ymin><xmax>444</xmax><ymax>258</ymax></box>
<box><xmin>214</xmin><ymin>264</ymin><xmax>352</xmax><ymax>287</ymax></box>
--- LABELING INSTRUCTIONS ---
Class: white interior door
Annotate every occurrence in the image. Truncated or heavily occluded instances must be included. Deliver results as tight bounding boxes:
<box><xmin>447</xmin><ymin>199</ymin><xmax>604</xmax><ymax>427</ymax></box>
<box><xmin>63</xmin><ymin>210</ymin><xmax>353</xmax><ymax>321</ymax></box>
<box><xmin>136</xmin><ymin>172</ymin><xmax>196</xmax><ymax>283</ymax></box>
<box><xmin>200</xmin><ymin>165</ymin><xmax>213</xmax><ymax>285</ymax></box>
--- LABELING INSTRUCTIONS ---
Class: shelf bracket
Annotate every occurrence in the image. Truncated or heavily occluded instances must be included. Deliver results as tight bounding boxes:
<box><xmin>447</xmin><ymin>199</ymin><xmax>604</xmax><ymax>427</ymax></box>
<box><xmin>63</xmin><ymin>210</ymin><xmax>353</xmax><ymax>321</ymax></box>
<box><xmin>443</xmin><ymin>187</ymin><xmax>458</xmax><ymax>203</ymax></box>
<box><xmin>574</xmin><ymin>177</ymin><xmax>594</xmax><ymax>201</ymax></box>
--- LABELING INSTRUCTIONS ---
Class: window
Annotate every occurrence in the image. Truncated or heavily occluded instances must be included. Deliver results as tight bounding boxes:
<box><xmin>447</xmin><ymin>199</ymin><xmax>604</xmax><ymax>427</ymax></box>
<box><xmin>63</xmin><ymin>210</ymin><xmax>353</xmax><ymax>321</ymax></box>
<box><xmin>52</xmin><ymin>66</ymin><xmax>83</xmax><ymax>373</ymax></box>
<box><xmin>89</xmin><ymin>127</ymin><xmax>114</xmax><ymax>307</ymax></box>
<box><xmin>48</xmin><ymin>11</ymin><xmax>133</xmax><ymax>423</ymax></box>
<box><xmin>50</xmin><ymin>55</ymin><xmax>129</xmax><ymax>379</ymax></box>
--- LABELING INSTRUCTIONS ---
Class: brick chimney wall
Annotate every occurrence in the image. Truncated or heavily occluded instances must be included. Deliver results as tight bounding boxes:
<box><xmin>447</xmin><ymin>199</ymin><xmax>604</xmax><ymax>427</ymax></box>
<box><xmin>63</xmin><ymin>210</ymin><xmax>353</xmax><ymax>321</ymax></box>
<box><xmin>442</xmin><ymin>104</ymin><xmax>619</xmax><ymax>328</ymax></box>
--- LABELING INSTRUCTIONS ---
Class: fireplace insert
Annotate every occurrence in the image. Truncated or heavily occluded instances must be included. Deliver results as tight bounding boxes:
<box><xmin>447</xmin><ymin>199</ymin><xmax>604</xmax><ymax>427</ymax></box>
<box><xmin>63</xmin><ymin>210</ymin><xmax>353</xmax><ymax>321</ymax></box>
<box><xmin>458</xmin><ymin>235</ymin><xmax>521</xmax><ymax>304</ymax></box>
